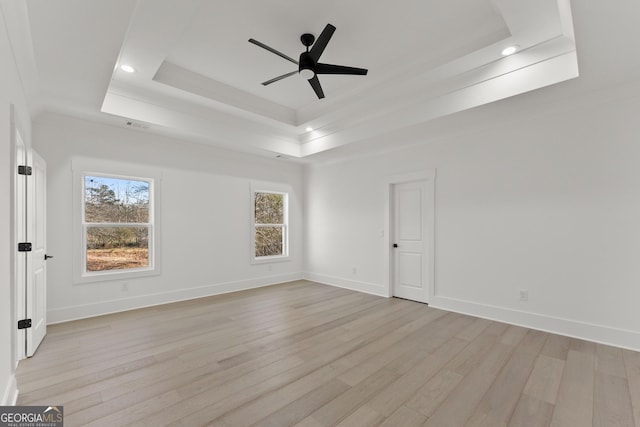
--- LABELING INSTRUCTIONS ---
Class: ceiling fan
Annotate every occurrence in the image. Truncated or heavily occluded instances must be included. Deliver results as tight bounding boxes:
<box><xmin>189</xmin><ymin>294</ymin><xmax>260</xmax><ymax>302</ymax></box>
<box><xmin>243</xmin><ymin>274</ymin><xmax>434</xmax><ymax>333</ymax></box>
<box><xmin>249</xmin><ymin>23</ymin><xmax>368</xmax><ymax>99</ymax></box>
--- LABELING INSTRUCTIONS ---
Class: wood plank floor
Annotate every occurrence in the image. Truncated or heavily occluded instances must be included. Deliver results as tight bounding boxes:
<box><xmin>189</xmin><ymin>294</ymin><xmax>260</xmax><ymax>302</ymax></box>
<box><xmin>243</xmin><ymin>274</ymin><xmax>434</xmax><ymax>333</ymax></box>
<box><xmin>16</xmin><ymin>280</ymin><xmax>640</xmax><ymax>427</ymax></box>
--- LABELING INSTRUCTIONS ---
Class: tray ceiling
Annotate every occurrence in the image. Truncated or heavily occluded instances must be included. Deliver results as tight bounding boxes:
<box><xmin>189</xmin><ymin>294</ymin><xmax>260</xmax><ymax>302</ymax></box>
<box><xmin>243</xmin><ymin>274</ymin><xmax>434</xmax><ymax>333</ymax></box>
<box><xmin>25</xmin><ymin>0</ymin><xmax>578</xmax><ymax>160</ymax></box>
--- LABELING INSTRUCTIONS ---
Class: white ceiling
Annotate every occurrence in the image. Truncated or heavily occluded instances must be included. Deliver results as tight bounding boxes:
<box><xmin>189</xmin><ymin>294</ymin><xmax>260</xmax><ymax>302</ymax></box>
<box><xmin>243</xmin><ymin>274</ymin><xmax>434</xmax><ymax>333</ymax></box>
<box><xmin>19</xmin><ymin>0</ymin><xmax>585</xmax><ymax>160</ymax></box>
<box><xmin>166</xmin><ymin>0</ymin><xmax>507</xmax><ymax>109</ymax></box>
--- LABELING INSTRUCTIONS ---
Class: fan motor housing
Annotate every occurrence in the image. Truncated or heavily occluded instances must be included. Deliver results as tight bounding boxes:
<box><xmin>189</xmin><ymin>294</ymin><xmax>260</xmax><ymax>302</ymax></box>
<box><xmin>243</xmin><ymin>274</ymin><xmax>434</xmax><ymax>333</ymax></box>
<box><xmin>299</xmin><ymin>52</ymin><xmax>316</xmax><ymax>77</ymax></box>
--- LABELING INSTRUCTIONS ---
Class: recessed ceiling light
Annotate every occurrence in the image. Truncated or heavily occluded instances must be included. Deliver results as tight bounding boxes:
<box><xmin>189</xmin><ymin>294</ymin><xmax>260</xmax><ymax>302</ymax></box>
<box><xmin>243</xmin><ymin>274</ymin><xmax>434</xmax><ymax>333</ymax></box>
<box><xmin>501</xmin><ymin>45</ymin><xmax>518</xmax><ymax>56</ymax></box>
<box><xmin>120</xmin><ymin>64</ymin><xmax>136</xmax><ymax>73</ymax></box>
<box><xmin>305</xmin><ymin>127</ymin><xmax>314</xmax><ymax>132</ymax></box>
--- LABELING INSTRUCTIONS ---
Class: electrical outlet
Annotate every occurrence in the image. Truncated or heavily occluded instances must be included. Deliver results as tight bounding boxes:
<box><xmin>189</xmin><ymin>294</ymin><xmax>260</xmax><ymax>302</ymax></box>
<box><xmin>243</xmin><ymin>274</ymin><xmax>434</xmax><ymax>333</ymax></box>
<box><xmin>121</xmin><ymin>282</ymin><xmax>129</xmax><ymax>292</ymax></box>
<box><xmin>519</xmin><ymin>289</ymin><xmax>528</xmax><ymax>301</ymax></box>
<box><xmin>352</xmin><ymin>266</ymin><xmax>357</xmax><ymax>275</ymax></box>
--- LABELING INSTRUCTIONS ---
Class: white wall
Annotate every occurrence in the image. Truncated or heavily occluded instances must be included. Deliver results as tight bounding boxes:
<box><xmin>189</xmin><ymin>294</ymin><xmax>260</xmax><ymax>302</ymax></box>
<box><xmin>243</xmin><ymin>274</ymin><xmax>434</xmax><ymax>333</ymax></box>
<box><xmin>33</xmin><ymin>113</ymin><xmax>304</xmax><ymax>323</ymax></box>
<box><xmin>12</xmin><ymin>0</ymin><xmax>640</xmax><ymax>365</ymax></box>
<box><xmin>305</xmin><ymin>82</ymin><xmax>640</xmax><ymax>351</ymax></box>
<box><xmin>0</xmin><ymin>2</ymin><xmax>32</xmax><ymax>405</ymax></box>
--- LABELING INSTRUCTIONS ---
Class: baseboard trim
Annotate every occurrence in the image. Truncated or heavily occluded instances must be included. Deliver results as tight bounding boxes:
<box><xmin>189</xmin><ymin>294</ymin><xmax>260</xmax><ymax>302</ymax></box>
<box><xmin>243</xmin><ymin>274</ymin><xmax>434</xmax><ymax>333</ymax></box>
<box><xmin>48</xmin><ymin>273</ymin><xmax>304</xmax><ymax>324</ymax></box>
<box><xmin>46</xmin><ymin>272</ymin><xmax>640</xmax><ymax>352</ymax></box>
<box><xmin>304</xmin><ymin>272</ymin><xmax>387</xmax><ymax>297</ymax></box>
<box><xmin>304</xmin><ymin>274</ymin><xmax>640</xmax><ymax>352</ymax></box>
<box><xmin>1</xmin><ymin>374</ymin><xmax>18</xmax><ymax>406</ymax></box>
<box><xmin>431</xmin><ymin>295</ymin><xmax>640</xmax><ymax>352</ymax></box>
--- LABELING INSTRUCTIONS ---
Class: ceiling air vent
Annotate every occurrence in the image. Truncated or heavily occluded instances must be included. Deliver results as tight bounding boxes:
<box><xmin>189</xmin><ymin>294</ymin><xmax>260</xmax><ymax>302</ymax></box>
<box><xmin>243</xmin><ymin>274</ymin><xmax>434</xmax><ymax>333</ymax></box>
<box><xmin>125</xmin><ymin>120</ymin><xmax>150</xmax><ymax>130</ymax></box>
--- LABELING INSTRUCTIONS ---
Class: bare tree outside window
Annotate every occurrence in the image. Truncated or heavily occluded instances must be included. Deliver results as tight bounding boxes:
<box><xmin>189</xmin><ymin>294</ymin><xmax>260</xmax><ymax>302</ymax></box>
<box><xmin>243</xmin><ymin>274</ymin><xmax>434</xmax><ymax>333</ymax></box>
<box><xmin>254</xmin><ymin>192</ymin><xmax>287</xmax><ymax>258</ymax></box>
<box><xmin>84</xmin><ymin>176</ymin><xmax>151</xmax><ymax>272</ymax></box>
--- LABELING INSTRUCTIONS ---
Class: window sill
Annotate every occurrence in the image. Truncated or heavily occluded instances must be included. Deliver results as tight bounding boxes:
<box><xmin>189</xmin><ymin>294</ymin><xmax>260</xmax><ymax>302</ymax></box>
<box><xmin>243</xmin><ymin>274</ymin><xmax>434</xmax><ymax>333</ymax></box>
<box><xmin>251</xmin><ymin>255</ymin><xmax>291</xmax><ymax>265</ymax></box>
<box><xmin>74</xmin><ymin>268</ymin><xmax>159</xmax><ymax>285</ymax></box>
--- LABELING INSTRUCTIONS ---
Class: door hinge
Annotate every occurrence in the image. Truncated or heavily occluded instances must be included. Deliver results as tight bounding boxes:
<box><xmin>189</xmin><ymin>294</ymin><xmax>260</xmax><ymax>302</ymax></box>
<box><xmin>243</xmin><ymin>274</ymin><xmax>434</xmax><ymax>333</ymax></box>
<box><xmin>18</xmin><ymin>319</ymin><xmax>32</xmax><ymax>329</ymax></box>
<box><xmin>18</xmin><ymin>165</ymin><xmax>32</xmax><ymax>176</ymax></box>
<box><xmin>18</xmin><ymin>242</ymin><xmax>32</xmax><ymax>252</ymax></box>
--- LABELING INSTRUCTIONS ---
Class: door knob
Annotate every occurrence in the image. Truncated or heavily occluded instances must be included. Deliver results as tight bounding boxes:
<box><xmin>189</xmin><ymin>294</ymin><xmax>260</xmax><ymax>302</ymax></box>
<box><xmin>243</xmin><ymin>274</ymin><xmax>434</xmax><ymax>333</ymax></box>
<box><xmin>44</xmin><ymin>254</ymin><xmax>54</xmax><ymax>260</ymax></box>
<box><xmin>393</xmin><ymin>244</ymin><xmax>398</xmax><ymax>248</ymax></box>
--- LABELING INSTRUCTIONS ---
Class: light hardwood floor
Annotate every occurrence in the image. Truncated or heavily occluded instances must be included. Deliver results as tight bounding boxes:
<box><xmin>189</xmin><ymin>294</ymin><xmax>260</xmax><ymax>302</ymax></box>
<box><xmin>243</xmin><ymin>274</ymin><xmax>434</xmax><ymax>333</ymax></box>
<box><xmin>16</xmin><ymin>280</ymin><xmax>640</xmax><ymax>426</ymax></box>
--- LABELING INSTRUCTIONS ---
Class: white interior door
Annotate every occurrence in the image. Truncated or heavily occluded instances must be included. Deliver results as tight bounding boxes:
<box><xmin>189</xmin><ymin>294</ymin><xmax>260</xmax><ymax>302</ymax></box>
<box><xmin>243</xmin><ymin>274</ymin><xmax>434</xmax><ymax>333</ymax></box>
<box><xmin>392</xmin><ymin>180</ymin><xmax>429</xmax><ymax>303</ymax></box>
<box><xmin>27</xmin><ymin>150</ymin><xmax>47</xmax><ymax>356</ymax></box>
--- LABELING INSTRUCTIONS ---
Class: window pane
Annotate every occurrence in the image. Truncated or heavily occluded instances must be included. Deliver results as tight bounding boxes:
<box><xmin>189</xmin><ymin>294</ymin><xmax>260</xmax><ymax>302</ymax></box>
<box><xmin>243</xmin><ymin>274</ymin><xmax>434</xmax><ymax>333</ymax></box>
<box><xmin>255</xmin><ymin>192</ymin><xmax>283</xmax><ymax>224</ymax></box>
<box><xmin>85</xmin><ymin>176</ymin><xmax>149</xmax><ymax>223</ymax></box>
<box><xmin>86</xmin><ymin>226</ymin><xmax>149</xmax><ymax>272</ymax></box>
<box><xmin>255</xmin><ymin>226</ymin><xmax>283</xmax><ymax>257</ymax></box>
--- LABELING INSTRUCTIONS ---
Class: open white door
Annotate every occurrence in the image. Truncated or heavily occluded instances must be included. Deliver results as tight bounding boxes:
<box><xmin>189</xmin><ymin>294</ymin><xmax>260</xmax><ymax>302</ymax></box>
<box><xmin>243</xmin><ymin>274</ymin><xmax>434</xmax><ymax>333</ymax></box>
<box><xmin>391</xmin><ymin>179</ymin><xmax>433</xmax><ymax>303</ymax></box>
<box><xmin>26</xmin><ymin>150</ymin><xmax>47</xmax><ymax>356</ymax></box>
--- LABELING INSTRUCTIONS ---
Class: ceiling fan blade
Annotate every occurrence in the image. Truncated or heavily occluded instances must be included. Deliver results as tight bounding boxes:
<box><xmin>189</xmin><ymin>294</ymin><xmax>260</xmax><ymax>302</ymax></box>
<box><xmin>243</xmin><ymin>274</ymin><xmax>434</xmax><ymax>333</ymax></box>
<box><xmin>309</xmin><ymin>24</ymin><xmax>336</xmax><ymax>62</ymax></box>
<box><xmin>262</xmin><ymin>70</ymin><xmax>298</xmax><ymax>86</ymax></box>
<box><xmin>316</xmin><ymin>63</ymin><xmax>368</xmax><ymax>76</ymax></box>
<box><xmin>249</xmin><ymin>38</ymin><xmax>299</xmax><ymax>65</ymax></box>
<box><xmin>308</xmin><ymin>75</ymin><xmax>325</xmax><ymax>99</ymax></box>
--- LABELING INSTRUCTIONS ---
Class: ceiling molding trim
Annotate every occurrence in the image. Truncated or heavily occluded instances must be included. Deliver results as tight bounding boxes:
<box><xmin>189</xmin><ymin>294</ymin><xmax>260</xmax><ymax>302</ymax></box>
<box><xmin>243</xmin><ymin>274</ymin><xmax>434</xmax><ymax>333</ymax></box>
<box><xmin>0</xmin><ymin>0</ymin><xmax>41</xmax><ymax>115</ymax></box>
<box><xmin>300</xmin><ymin>50</ymin><xmax>579</xmax><ymax>157</ymax></box>
<box><xmin>153</xmin><ymin>61</ymin><xmax>298</xmax><ymax>126</ymax></box>
<box><xmin>298</xmin><ymin>35</ymin><xmax>577</xmax><ymax>145</ymax></box>
<box><xmin>101</xmin><ymin>88</ymin><xmax>302</xmax><ymax>158</ymax></box>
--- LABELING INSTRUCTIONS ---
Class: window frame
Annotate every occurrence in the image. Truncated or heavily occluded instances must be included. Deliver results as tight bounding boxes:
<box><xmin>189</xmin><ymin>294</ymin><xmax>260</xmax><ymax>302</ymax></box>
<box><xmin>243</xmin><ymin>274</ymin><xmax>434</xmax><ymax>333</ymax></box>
<box><xmin>73</xmin><ymin>159</ymin><xmax>161</xmax><ymax>284</ymax></box>
<box><xmin>250</xmin><ymin>182</ymin><xmax>290</xmax><ymax>264</ymax></box>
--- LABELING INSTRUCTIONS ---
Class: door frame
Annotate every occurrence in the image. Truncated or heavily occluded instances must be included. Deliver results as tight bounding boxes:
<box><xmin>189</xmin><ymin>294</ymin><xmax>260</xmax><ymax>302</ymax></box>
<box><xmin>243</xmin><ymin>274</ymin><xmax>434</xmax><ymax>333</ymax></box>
<box><xmin>383</xmin><ymin>170</ymin><xmax>436</xmax><ymax>301</ymax></box>
<box><xmin>11</xmin><ymin>107</ymin><xmax>27</xmax><ymax>362</ymax></box>
<box><xmin>11</xmin><ymin>108</ymin><xmax>47</xmax><ymax>361</ymax></box>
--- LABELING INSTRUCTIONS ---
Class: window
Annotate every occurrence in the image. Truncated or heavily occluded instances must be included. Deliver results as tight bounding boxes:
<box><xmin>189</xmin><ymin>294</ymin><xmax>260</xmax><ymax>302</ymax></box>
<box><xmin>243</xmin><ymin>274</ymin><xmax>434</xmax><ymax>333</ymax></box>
<box><xmin>83</xmin><ymin>175</ymin><xmax>152</xmax><ymax>274</ymax></box>
<box><xmin>251</xmin><ymin>184</ymin><xmax>289</xmax><ymax>263</ymax></box>
<box><xmin>73</xmin><ymin>159</ymin><xmax>160</xmax><ymax>283</ymax></box>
